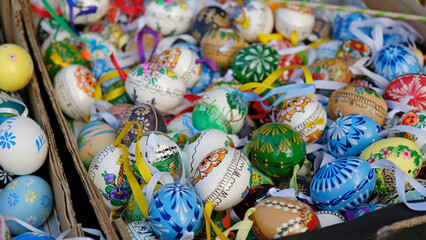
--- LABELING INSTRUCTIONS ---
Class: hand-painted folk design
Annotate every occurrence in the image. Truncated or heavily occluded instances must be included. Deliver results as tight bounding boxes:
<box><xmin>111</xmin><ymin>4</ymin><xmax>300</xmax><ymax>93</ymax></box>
<box><xmin>384</xmin><ymin>74</ymin><xmax>426</xmax><ymax>110</ymax></box>
<box><xmin>75</xmin><ymin>66</ymin><xmax>97</xmax><ymax>98</ymax></box>
<box><xmin>127</xmin><ymin>220</ymin><xmax>159</xmax><ymax>240</ymax></box>
<box><xmin>310</xmin><ymin>58</ymin><xmax>351</xmax><ymax>97</ymax></box>
<box><xmin>249</xmin><ymin>122</ymin><xmax>306</xmax><ymax>178</ymax></box>
<box><xmin>397</xmin><ymin>109</ymin><xmax>426</xmax><ymax>158</ymax></box>
<box><xmin>194</xmin><ymin>148</ymin><xmax>228</xmax><ymax>184</ymax></box>
<box><xmin>335</xmin><ymin>39</ymin><xmax>371</xmax><ymax>66</ymax></box>
<box><xmin>275</xmin><ymin>4</ymin><xmax>315</xmax><ymax>41</ymax></box>
<box><xmin>310</xmin><ymin>157</ymin><xmax>376</xmax><ymax>211</ymax></box>
<box><xmin>191</xmin><ymin>6</ymin><xmax>230</xmax><ymax>43</ymax></box>
<box><xmin>44</xmin><ymin>41</ymin><xmax>86</xmax><ymax>78</ymax></box>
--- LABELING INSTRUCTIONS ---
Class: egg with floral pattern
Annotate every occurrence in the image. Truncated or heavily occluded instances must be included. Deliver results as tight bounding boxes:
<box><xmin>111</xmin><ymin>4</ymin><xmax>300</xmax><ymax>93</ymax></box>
<box><xmin>384</xmin><ymin>74</ymin><xmax>426</xmax><ymax>110</ymax></box>
<box><xmin>310</xmin><ymin>157</ymin><xmax>376</xmax><ymax>211</ymax></box>
<box><xmin>149</xmin><ymin>183</ymin><xmax>204</xmax><ymax>239</ymax></box>
<box><xmin>335</xmin><ymin>39</ymin><xmax>371</xmax><ymax>66</ymax></box>
<box><xmin>396</xmin><ymin>109</ymin><xmax>426</xmax><ymax>158</ymax></box>
<box><xmin>360</xmin><ymin>137</ymin><xmax>422</xmax><ymax>194</ymax></box>
<box><xmin>309</xmin><ymin>58</ymin><xmax>351</xmax><ymax>97</ymax></box>
<box><xmin>0</xmin><ymin>44</ymin><xmax>34</xmax><ymax>92</ymax></box>
<box><xmin>0</xmin><ymin>175</ymin><xmax>53</xmax><ymax>235</ymax></box>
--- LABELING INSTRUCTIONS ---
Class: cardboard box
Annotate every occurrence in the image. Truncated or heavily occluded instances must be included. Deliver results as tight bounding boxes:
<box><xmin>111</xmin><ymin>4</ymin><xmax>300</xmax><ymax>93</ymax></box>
<box><xmin>0</xmin><ymin>0</ymin><xmax>82</xmax><ymax>237</ymax></box>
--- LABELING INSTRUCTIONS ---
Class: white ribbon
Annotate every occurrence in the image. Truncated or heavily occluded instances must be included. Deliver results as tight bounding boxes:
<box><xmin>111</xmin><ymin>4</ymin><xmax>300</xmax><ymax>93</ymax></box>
<box><xmin>40</xmin><ymin>20</ymin><xmax>57</xmax><ymax>36</ymax></box>
<box><xmin>219</xmin><ymin>39</ymin><xmax>235</xmax><ymax>53</ymax></box>
<box><xmin>267</xmin><ymin>187</ymin><xmax>314</xmax><ymax>205</ymax></box>
<box><xmin>0</xmin><ymin>97</ymin><xmax>29</xmax><ymax>117</ymax></box>
<box><xmin>223</xmin><ymin>69</ymin><xmax>234</xmax><ymax>82</ymax></box>
<box><xmin>313</xmin><ymin>80</ymin><xmax>348</xmax><ymax>90</ymax></box>
<box><xmin>121</xmin><ymin>15</ymin><xmax>147</xmax><ymax>34</ymax></box>
<box><xmin>89</xmin><ymin>100</ymin><xmax>113</xmax><ymax>115</ymax></box>
<box><xmin>57</xmin><ymin>227</ymin><xmax>105</xmax><ymax>240</ymax></box>
<box><xmin>154</xmin><ymin>34</ymin><xmax>197</xmax><ymax>55</ymax></box>
<box><xmin>105</xmin><ymin>50</ymin><xmax>140</xmax><ymax>68</ymax></box>
<box><xmin>144</xmin><ymin>171</ymin><xmax>174</xmax><ymax>206</ymax></box>
<box><xmin>379</xmin><ymin>125</ymin><xmax>426</xmax><ymax>138</ymax></box>
<box><xmin>228</xmin><ymin>134</ymin><xmax>250</xmax><ymax>148</ymax></box>
<box><xmin>180</xmin><ymin>230</ymin><xmax>195</xmax><ymax>240</ymax></box>
<box><xmin>386</xmin><ymin>97</ymin><xmax>417</xmax><ymax>120</ymax></box>
<box><xmin>349</xmin><ymin>57</ymin><xmax>389</xmax><ymax>89</ymax></box>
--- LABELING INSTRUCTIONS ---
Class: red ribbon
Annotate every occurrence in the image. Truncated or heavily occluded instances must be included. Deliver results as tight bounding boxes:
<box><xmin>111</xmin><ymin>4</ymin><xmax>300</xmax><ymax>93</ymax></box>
<box><xmin>31</xmin><ymin>4</ymin><xmax>62</xmax><ymax>18</ymax></box>
<box><xmin>115</xmin><ymin>0</ymin><xmax>145</xmax><ymax>15</ymax></box>
<box><xmin>164</xmin><ymin>107</ymin><xmax>194</xmax><ymax>124</ymax></box>
<box><xmin>110</xmin><ymin>53</ymin><xmax>128</xmax><ymax>81</ymax></box>
<box><xmin>184</xmin><ymin>94</ymin><xmax>202</xmax><ymax>103</ymax></box>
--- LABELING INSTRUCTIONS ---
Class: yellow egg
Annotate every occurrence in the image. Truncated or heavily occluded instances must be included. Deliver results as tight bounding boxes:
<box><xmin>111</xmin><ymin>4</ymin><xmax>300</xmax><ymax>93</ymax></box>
<box><xmin>0</xmin><ymin>44</ymin><xmax>34</xmax><ymax>91</ymax></box>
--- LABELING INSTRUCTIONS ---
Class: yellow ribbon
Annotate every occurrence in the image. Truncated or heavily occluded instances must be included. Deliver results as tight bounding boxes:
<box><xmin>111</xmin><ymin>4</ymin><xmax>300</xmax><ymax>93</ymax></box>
<box><xmin>257</xmin><ymin>33</ymin><xmax>283</xmax><ymax>45</ymax></box>
<box><xmin>204</xmin><ymin>202</ymin><xmax>230</xmax><ymax>240</ymax></box>
<box><xmin>113</xmin><ymin>121</ymin><xmax>152</xmax><ymax>219</ymax></box>
<box><xmin>304</xmin><ymin>118</ymin><xmax>325</xmax><ymax>129</ymax></box>
<box><xmin>50</xmin><ymin>53</ymin><xmax>69</xmax><ymax>68</ymax></box>
<box><xmin>290</xmin><ymin>30</ymin><xmax>298</xmax><ymax>47</ymax></box>
<box><xmin>239</xmin><ymin>65</ymin><xmax>314</xmax><ymax>97</ymax></box>
<box><xmin>307</xmin><ymin>37</ymin><xmax>332</xmax><ymax>49</ymax></box>
<box><xmin>217</xmin><ymin>207</ymin><xmax>256</xmax><ymax>240</ymax></box>
<box><xmin>94</xmin><ymin>69</ymin><xmax>130</xmax><ymax>101</ymax></box>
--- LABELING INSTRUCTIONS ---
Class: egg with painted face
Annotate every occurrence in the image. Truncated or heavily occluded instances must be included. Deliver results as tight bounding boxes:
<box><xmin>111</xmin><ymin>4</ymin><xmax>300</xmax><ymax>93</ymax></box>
<box><xmin>125</xmin><ymin>63</ymin><xmax>186</xmax><ymax>114</ymax></box>
<box><xmin>384</xmin><ymin>74</ymin><xmax>426</xmax><ymax>110</ymax></box>
<box><xmin>275</xmin><ymin>95</ymin><xmax>327</xmax><ymax>143</ymax></box>
<box><xmin>88</xmin><ymin>144</ymin><xmax>132</xmax><ymax>210</ymax></box>
<box><xmin>310</xmin><ymin>157</ymin><xmax>376</xmax><ymax>211</ymax></box>
<box><xmin>0</xmin><ymin>44</ymin><xmax>34</xmax><ymax>92</ymax></box>
<box><xmin>275</xmin><ymin>4</ymin><xmax>315</xmax><ymax>41</ymax></box>
<box><xmin>360</xmin><ymin>137</ymin><xmax>423</xmax><ymax>194</ymax></box>
<box><xmin>193</xmin><ymin>147</ymin><xmax>252</xmax><ymax>211</ymax></box>
<box><xmin>192</xmin><ymin>87</ymin><xmax>248</xmax><ymax>134</ymax></box>
<box><xmin>54</xmin><ymin>65</ymin><xmax>97</xmax><ymax>120</ymax></box>
<box><xmin>233</xmin><ymin>0</ymin><xmax>274</xmax><ymax>42</ymax></box>
<box><xmin>0</xmin><ymin>175</ymin><xmax>53</xmax><ymax>235</ymax></box>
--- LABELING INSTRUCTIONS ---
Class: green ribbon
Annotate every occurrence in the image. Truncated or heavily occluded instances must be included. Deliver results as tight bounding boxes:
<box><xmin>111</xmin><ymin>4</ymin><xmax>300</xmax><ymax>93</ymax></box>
<box><xmin>289</xmin><ymin>163</ymin><xmax>300</xmax><ymax>194</ymax></box>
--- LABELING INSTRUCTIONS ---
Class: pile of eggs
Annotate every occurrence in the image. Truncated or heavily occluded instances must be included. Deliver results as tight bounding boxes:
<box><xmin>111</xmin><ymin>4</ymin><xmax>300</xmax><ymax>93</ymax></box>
<box><xmin>29</xmin><ymin>0</ymin><xmax>426</xmax><ymax>239</ymax></box>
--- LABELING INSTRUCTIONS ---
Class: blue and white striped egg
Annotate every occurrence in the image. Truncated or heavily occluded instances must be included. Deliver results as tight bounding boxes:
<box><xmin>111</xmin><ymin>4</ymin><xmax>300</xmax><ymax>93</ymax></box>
<box><xmin>310</xmin><ymin>157</ymin><xmax>376</xmax><ymax>211</ymax></box>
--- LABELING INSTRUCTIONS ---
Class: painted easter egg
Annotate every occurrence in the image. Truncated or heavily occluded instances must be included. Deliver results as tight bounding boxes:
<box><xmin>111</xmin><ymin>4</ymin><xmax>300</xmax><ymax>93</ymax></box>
<box><xmin>315</xmin><ymin>211</ymin><xmax>346</xmax><ymax>228</ymax></box>
<box><xmin>77</xmin><ymin>121</ymin><xmax>117</xmax><ymax>170</ymax></box>
<box><xmin>127</xmin><ymin>220</ymin><xmax>159</xmax><ymax>240</ymax></box>
<box><xmin>155</xmin><ymin>47</ymin><xmax>202</xmax><ymax>88</ymax></box>
<box><xmin>233</xmin><ymin>0</ymin><xmax>274</xmax><ymax>42</ymax></box>
<box><xmin>0</xmin><ymin>175</ymin><xmax>53</xmax><ymax>235</ymax></box>
<box><xmin>149</xmin><ymin>183</ymin><xmax>204</xmax><ymax>239</ymax></box>
<box><xmin>62</xmin><ymin>0</ymin><xmax>109</xmax><ymax>24</ymax></box>
<box><xmin>267</xmin><ymin>39</ymin><xmax>304</xmax><ymax>83</ymax></box>
<box><xmin>126</xmin><ymin>187</ymin><xmax>147</xmax><ymax>223</ymax></box>
<box><xmin>252</xmin><ymin>197</ymin><xmax>320</xmax><ymax>239</ymax></box>
<box><xmin>233</xmin><ymin>184</ymin><xmax>275</xmax><ymax>220</ymax></box>
<box><xmin>88</xmin><ymin>144</ymin><xmax>132</xmax><ymax>210</ymax></box>
<box><xmin>332</xmin><ymin>13</ymin><xmax>370</xmax><ymax>41</ymax></box>
<box><xmin>41</xmin><ymin>29</ymin><xmax>76</xmax><ymax>56</ymax></box>
<box><xmin>232</xmin><ymin>43</ymin><xmax>279</xmax><ymax>84</ymax></box>
<box><xmin>183</xmin><ymin>129</ymin><xmax>234</xmax><ymax>177</ymax></box>
<box><xmin>107</xmin><ymin>103</ymin><xmax>133</xmax><ymax>121</ymax></box>
<box><xmin>0</xmin><ymin>44</ymin><xmax>34</xmax><ymax>91</ymax></box>
<box><xmin>192</xmin><ymin>87</ymin><xmax>248</xmax><ymax>134</ymax></box>
<box><xmin>81</xmin><ymin>33</ymin><xmax>118</xmax><ymax>61</ymax></box>
<box><xmin>396</xmin><ymin>109</ymin><xmax>426</xmax><ymax>157</ymax></box>
<box><xmin>374</xmin><ymin>44</ymin><xmax>420</xmax><ymax>81</ymax></box>
<box><xmin>335</xmin><ymin>39</ymin><xmax>371</xmax><ymax>66</ymax></box>
<box><xmin>250</xmin><ymin>165</ymin><xmax>274</xmax><ymax>188</ymax></box>
<box><xmin>117</xmin><ymin>103</ymin><xmax>167</xmax><ymax>146</ymax></box>
<box><xmin>249</xmin><ymin>122</ymin><xmax>306</xmax><ymax>178</ymax></box>
<box><xmin>189</xmin><ymin>61</ymin><xmax>215</xmax><ymax>94</ymax></box>
<box><xmin>310</xmin><ymin>157</ymin><xmax>376</xmax><ymax>211</ymax></box>
<box><xmin>360</xmin><ymin>137</ymin><xmax>423</xmax><ymax>194</ymax></box>
<box><xmin>316</xmin><ymin>40</ymin><xmax>342</xmax><ymax>61</ymax></box>
<box><xmin>145</xmin><ymin>0</ymin><xmax>194</xmax><ymax>36</ymax></box>
<box><xmin>128</xmin><ymin>131</ymin><xmax>180</xmax><ymax>177</ymax></box>
<box><xmin>198</xmin><ymin>210</ymin><xmax>235</xmax><ymax>239</ymax></box>
<box><xmin>167</xmin><ymin>112</ymin><xmax>194</xmax><ymax>148</ymax></box>
<box><xmin>104</xmin><ymin>79</ymin><xmax>134</xmax><ymax>105</ymax></box>
<box><xmin>193</xmin><ymin>147</ymin><xmax>252</xmax><ymax>211</ymax></box>
<box><xmin>191</xmin><ymin>6</ymin><xmax>230</xmax><ymax>43</ymax></box>
<box><xmin>54</xmin><ymin>65</ymin><xmax>96</xmax><ymax>120</ymax></box>
<box><xmin>276</xmin><ymin>95</ymin><xmax>328</xmax><ymax>143</ymax></box>
<box><xmin>13</xmin><ymin>232</ymin><xmax>54</xmax><ymax>240</ymax></box>
<box><xmin>125</xmin><ymin>63</ymin><xmax>185</xmax><ymax>113</ymax></box>
<box><xmin>384</xmin><ymin>74</ymin><xmax>426</xmax><ymax>110</ymax></box>
<box><xmin>84</xmin><ymin>19</ymin><xmax>128</xmax><ymax>48</ymax></box>
<box><xmin>200</xmin><ymin>27</ymin><xmax>246</xmax><ymax>73</ymax></box>
<box><xmin>44</xmin><ymin>41</ymin><xmax>87</xmax><ymax>78</ymax></box>
<box><xmin>326</xmin><ymin>114</ymin><xmax>382</xmax><ymax>158</ymax></box>
<box><xmin>275</xmin><ymin>4</ymin><xmax>315</xmax><ymax>41</ymax></box>
<box><xmin>0</xmin><ymin>116</ymin><xmax>48</xmax><ymax>175</ymax></box>
<box><xmin>328</xmin><ymin>84</ymin><xmax>388</xmax><ymax>126</ymax></box>
<box><xmin>309</xmin><ymin>58</ymin><xmax>351</xmax><ymax>96</ymax></box>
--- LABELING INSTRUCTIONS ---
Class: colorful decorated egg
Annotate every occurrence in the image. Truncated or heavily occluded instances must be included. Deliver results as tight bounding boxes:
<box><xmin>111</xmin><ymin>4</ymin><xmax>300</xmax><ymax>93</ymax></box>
<box><xmin>384</xmin><ymin>74</ymin><xmax>426</xmax><ymax>110</ymax></box>
<box><xmin>198</xmin><ymin>210</ymin><xmax>235</xmax><ymax>239</ymax></box>
<box><xmin>191</xmin><ymin>6</ymin><xmax>230</xmax><ymax>43</ymax></box>
<box><xmin>249</xmin><ymin>122</ymin><xmax>306</xmax><ymax>178</ymax></box>
<box><xmin>315</xmin><ymin>211</ymin><xmax>346</xmax><ymax>228</ymax></box>
<box><xmin>0</xmin><ymin>116</ymin><xmax>48</xmax><ymax>175</ymax></box>
<box><xmin>328</xmin><ymin>84</ymin><xmax>388</xmax><ymax>126</ymax></box>
<box><xmin>316</xmin><ymin>40</ymin><xmax>342</xmax><ymax>60</ymax></box>
<box><xmin>84</xmin><ymin>19</ymin><xmax>128</xmax><ymax>48</ymax></box>
<box><xmin>233</xmin><ymin>0</ymin><xmax>274</xmax><ymax>42</ymax></box>
<box><xmin>268</xmin><ymin>39</ymin><xmax>304</xmax><ymax>83</ymax></box>
<box><xmin>360</xmin><ymin>137</ymin><xmax>422</xmax><ymax>194</ymax></box>
<box><xmin>373</xmin><ymin>44</ymin><xmax>420</xmax><ymax>81</ymax></box>
<box><xmin>183</xmin><ymin>129</ymin><xmax>234</xmax><ymax>177</ymax></box>
<box><xmin>276</xmin><ymin>95</ymin><xmax>327</xmax><ymax>143</ymax></box>
<box><xmin>167</xmin><ymin>112</ymin><xmax>194</xmax><ymax>148</ymax></box>
<box><xmin>326</xmin><ymin>114</ymin><xmax>381</xmax><ymax>157</ymax></box>
<box><xmin>77</xmin><ymin>121</ymin><xmax>117</xmax><ymax>170</ymax></box>
<box><xmin>54</xmin><ymin>65</ymin><xmax>96</xmax><ymax>120</ymax></box>
<box><xmin>128</xmin><ymin>131</ymin><xmax>180</xmax><ymax>177</ymax></box>
<box><xmin>107</xmin><ymin>103</ymin><xmax>133</xmax><ymax>121</ymax></box>
<box><xmin>81</xmin><ymin>33</ymin><xmax>118</xmax><ymax>61</ymax></box>
<box><xmin>14</xmin><ymin>232</ymin><xmax>54</xmax><ymax>240</ymax></box>
<box><xmin>332</xmin><ymin>13</ymin><xmax>370</xmax><ymax>41</ymax></box>
<box><xmin>310</xmin><ymin>157</ymin><xmax>376</xmax><ymax>211</ymax></box>
<box><xmin>0</xmin><ymin>44</ymin><xmax>34</xmax><ymax>91</ymax></box>
<box><xmin>125</xmin><ymin>63</ymin><xmax>185</xmax><ymax>113</ymax></box>
<box><xmin>200</xmin><ymin>27</ymin><xmax>246</xmax><ymax>73</ymax></box>
<box><xmin>41</xmin><ymin>29</ymin><xmax>75</xmax><ymax>56</ymax></box>
<box><xmin>250</xmin><ymin>165</ymin><xmax>274</xmax><ymax>188</ymax></box>
<box><xmin>155</xmin><ymin>46</ymin><xmax>202</xmax><ymax>88</ymax></box>
<box><xmin>335</xmin><ymin>39</ymin><xmax>371</xmax><ymax>66</ymax></box>
<box><xmin>233</xmin><ymin>184</ymin><xmax>275</xmax><ymax>220</ymax></box>
<box><xmin>127</xmin><ymin>188</ymin><xmax>148</xmax><ymax>222</ymax></box>
<box><xmin>275</xmin><ymin>4</ymin><xmax>315</xmax><ymax>41</ymax></box>
<box><xmin>104</xmin><ymin>79</ymin><xmax>134</xmax><ymax>105</ymax></box>
<box><xmin>149</xmin><ymin>183</ymin><xmax>204</xmax><ymax>239</ymax></box>
<box><xmin>62</xmin><ymin>0</ymin><xmax>109</xmax><ymax>24</ymax></box>
<box><xmin>252</xmin><ymin>197</ymin><xmax>320</xmax><ymax>239</ymax></box>
<box><xmin>309</xmin><ymin>58</ymin><xmax>351</xmax><ymax>96</ymax></box>
<box><xmin>0</xmin><ymin>175</ymin><xmax>53</xmax><ymax>234</ymax></box>
<box><xmin>127</xmin><ymin>220</ymin><xmax>159</xmax><ymax>240</ymax></box>
<box><xmin>396</xmin><ymin>109</ymin><xmax>426</xmax><ymax>157</ymax></box>
<box><xmin>193</xmin><ymin>147</ymin><xmax>252</xmax><ymax>211</ymax></box>
<box><xmin>232</xmin><ymin>43</ymin><xmax>279</xmax><ymax>83</ymax></box>
<box><xmin>192</xmin><ymin>87</ymin><xmax>248</xmax><ymax>134</ymax></box>
<box><xmin>88</xmin><ymin>144</ymin><xmax>132</xmax><ymax>210</ymax></box>
<box><xmin>44</xmin><ymin>41</ymin><xmax>87</xmax><ymax>78</ymax></box>
<box><xmin>117</xmin><ymin>103</ymin><xmax>167</xmax><ymax>146</ymax></box>
<box><xmin>145</xmin><ymin>0</ymin><xmax>194</xmax><ymax>36</ymax></box>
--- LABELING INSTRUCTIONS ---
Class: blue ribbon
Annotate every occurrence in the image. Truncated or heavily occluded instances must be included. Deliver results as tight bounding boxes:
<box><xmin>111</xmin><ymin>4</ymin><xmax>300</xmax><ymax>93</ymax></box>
<box><xmin>89</xmin><ymin>112</ymin><xmax>120</xmax><ymax>131</ymax></box>
<box><xmin>182</xmin><ymin>114</ymin><xmax>199</xmax><ymax>136</ymax></box>
<box><xmin>66</xmin><ymin>0</ymin><xmax>98</xmax><ymax>36</ymax></box>
<box><xmin>86</xmin><ymin>38</ymin><xmax>111</xmax><ymax>58</ymax></box>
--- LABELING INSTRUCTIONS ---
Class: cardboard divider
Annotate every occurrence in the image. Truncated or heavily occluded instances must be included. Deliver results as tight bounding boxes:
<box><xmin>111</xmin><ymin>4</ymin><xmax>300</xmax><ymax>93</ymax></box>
<box><xmin>0</xmin><ymin>0</ymin><xmax>82</xmax><ymax>237</ymax></box>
